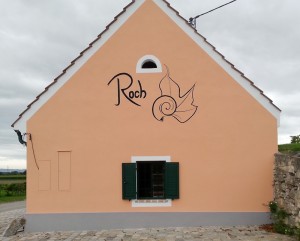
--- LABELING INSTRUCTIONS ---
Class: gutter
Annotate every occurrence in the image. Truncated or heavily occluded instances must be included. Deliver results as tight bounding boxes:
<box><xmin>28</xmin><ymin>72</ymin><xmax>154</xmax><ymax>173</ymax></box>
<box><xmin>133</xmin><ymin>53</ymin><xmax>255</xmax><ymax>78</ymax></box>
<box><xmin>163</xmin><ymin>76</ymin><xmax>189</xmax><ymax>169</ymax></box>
<box><xmin>14</xmin><ymin>130</ymin><xmax>27</xmax><ymax>146</ymax></box>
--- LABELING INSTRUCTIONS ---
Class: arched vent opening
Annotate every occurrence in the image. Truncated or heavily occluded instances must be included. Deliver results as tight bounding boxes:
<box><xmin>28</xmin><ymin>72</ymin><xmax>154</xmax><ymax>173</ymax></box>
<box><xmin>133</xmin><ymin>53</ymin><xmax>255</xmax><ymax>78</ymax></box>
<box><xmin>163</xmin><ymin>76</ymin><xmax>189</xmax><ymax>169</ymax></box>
<box><xmin>136</xmin><ymin>55</ymin><xmax>162</xmax><ymax>73</ymax></box>
<box><xmin>142</xmin><ymin>60</ymin><xmax>157</xmax><ymax>69</ymax></box>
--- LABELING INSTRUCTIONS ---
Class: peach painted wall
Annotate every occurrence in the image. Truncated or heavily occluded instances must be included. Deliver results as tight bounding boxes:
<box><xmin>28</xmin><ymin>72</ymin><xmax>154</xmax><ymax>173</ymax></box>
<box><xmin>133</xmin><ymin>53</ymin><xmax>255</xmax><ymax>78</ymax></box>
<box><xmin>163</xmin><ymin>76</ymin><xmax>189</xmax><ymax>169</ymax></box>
<box><xmin>26</xmin><ymin>0</ymin><xmax>277</xmax><ymax>213</ymax></box>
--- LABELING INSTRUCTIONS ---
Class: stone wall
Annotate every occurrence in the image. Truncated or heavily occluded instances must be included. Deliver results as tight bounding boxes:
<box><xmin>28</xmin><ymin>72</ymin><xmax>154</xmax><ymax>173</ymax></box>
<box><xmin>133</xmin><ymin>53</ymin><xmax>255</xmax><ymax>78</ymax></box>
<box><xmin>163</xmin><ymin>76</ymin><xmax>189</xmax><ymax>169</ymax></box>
<box><xmin>274</xmin><ymin>153</ymin><xmax>300</xmax><ymax>226</ymax></box>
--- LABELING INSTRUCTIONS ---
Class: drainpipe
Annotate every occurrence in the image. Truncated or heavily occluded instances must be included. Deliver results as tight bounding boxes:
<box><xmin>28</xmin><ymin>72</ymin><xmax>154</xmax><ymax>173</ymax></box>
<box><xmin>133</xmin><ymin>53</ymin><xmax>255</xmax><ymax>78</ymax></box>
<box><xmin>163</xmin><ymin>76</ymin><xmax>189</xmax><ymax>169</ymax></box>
<box><xmin>14</xmin><ymin>130</ymin><xmax>27</xmax><ymax>146</ymax></box>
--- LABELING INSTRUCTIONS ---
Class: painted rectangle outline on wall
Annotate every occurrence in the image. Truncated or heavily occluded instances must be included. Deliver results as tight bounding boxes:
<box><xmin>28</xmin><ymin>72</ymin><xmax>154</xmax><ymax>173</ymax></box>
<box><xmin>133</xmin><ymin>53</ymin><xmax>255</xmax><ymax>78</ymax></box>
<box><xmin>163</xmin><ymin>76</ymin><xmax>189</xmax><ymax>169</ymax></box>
<box><xmin>58</xmin><ymin>151</ymin><xmax>71</xmax><ymax>191</ymax></box>
<box><xmin>38</xmin><ymin>160</ymin><xmax>51</xmax><ymax>191</ymax></box>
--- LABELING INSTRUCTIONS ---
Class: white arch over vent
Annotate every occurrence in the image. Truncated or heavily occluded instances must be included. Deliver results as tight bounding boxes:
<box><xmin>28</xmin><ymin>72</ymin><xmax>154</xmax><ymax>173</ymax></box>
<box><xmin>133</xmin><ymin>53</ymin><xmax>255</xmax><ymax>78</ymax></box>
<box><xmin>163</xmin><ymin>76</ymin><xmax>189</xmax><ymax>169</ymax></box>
<box><xmin>136</xmin><ymin>55</ymin><xmax>162</xmax><ymax>73</ymax></box>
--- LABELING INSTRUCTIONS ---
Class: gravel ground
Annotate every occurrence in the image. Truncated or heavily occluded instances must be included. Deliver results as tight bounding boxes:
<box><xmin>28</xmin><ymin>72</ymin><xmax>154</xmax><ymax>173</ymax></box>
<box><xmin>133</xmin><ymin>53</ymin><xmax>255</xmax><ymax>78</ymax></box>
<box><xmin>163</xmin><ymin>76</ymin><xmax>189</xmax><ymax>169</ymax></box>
<box><xmin>0</xmin><ymin>201</ymin><xmax>25</xmax><ymax>213</ymax></box>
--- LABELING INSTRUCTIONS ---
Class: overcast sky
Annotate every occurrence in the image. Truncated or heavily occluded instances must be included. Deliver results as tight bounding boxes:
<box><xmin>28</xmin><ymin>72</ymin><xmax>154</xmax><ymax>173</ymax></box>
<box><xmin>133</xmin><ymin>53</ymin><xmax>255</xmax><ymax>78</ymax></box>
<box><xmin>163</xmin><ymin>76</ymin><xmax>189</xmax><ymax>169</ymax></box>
<box><xmin>0</xmin><ymin>0</ymin><xmax>299</xmax><ymax>169</ymax></box>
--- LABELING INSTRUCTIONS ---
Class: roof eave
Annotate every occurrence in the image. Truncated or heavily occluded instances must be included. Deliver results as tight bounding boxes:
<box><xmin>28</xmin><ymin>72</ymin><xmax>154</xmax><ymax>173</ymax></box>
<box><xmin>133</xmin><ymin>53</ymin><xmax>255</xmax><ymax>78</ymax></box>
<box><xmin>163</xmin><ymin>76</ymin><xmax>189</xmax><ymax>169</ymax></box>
<box><xmin>12</xmin><ymin>0</ymin><xmax>281</xmax><ymax>130</ymax></box>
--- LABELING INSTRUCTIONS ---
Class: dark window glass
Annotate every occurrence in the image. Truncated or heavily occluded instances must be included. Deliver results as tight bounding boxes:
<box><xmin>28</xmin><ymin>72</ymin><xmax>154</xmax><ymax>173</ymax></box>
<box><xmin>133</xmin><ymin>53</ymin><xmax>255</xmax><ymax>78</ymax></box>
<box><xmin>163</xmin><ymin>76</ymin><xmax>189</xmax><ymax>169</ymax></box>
<box><xmin>142</xmin><ymin>61</ymin><xmax>157</xmax><ymax>69</ymax></box>
<box><xmin>137</xmin><ymin>161</ymin><xmax>165</xmax><ymax>199</ymax></box>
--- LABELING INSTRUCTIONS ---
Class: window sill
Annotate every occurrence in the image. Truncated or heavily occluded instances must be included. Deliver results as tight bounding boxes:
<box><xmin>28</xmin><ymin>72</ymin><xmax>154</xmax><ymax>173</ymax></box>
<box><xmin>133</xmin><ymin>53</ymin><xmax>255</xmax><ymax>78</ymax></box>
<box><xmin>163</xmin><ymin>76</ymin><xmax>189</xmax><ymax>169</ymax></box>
<box><xmin>132</xmin><ymin>199</ymin><xmax>172</xmax><ymax>207</ymax></box>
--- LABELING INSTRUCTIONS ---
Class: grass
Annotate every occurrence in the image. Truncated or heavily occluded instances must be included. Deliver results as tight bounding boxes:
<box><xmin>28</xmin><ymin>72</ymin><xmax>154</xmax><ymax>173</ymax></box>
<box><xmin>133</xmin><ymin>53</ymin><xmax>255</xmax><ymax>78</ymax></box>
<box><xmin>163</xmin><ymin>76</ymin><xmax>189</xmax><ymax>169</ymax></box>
<box><xmin>0</xmin><ymin>175</ymin><xmax>26</xmax><ymax>184</ymax></box>
<box><xmin>278</xmin><ymin>143</ymin><xmax>300</xmax><ymax>153</ymax></box>
<box><xmin>0</xmin><ymin>175</ymin><xmax>26</xmax><ymax>203</ymax></box>
<box><xmin>0</xmin><ymin>195</ymin><xmax>26</xmax><ymax>204</ymax></box>
<box><xmin>0</xmin><ymin>180</ymin><xmax>26</xmax><ymax>184</ymax></box>
<box><xmin>0</xmin><ymin>175</ymin><xmax>26</xmax><ymax>180</ymax></box>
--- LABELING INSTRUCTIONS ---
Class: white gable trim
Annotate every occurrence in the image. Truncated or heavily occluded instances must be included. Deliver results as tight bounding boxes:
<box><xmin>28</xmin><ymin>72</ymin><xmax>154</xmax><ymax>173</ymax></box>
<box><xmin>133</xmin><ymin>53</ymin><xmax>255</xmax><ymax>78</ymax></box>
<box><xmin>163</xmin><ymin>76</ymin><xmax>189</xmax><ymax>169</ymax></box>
<box><xmin>13</xmin><ymin>0</ymin><xmax>280</xmax><ymax>131</ymax></box>
<box><xmin>13</xmin><ymin>0</ymin><xmax>146</xmax><ymax>132</ymax></box>
<box><xmin>153</xmin><ymin>0</ymin><xmax>280</xmax><ymax>126</ymax></box>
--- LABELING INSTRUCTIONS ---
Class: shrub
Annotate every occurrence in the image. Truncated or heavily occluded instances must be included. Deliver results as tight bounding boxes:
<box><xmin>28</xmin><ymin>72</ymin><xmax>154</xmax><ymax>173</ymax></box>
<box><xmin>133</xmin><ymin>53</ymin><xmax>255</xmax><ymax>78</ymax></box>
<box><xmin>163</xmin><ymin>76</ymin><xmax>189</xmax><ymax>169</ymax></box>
<box><xmin>268</xmin><ymin>201</ymin><xmax>300</xmax><ymax>240</ymax></box>
<box><xmin>0</xmin><ymin>183</ymin><xmax>26</xmax><ymax>197</ymax></box>
<box><xmin>291</xmin><ymin>135</ymin><xmax>300</xmax><ymax>144</ymax></box>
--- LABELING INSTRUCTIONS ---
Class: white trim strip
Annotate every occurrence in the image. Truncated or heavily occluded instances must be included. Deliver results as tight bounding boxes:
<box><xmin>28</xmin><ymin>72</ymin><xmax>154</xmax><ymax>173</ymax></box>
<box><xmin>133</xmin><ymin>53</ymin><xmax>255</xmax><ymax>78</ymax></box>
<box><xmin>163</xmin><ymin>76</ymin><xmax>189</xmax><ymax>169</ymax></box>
<box><xmin>132</xmin><ymin>199</ymin><xmax>172</xmax><ymax>207</ymax></box>
<box><xmin>153</xmin><ymin>0</ymin><xmax>280</xmax><ymax>126</ymax></box>
<box><xmin>13</xmin><ymin>0</ymin><xmax>146</xmax><ymax>132</ymax></box>
<box><xmin>13</xmin><ymin>0</ymin><xmax>280</xmax><ymax>131</ymax></box>
<box><xmin>131</xmin><ymin>156</ymin><xmax>171</xmax><ymax>163</ymax></box>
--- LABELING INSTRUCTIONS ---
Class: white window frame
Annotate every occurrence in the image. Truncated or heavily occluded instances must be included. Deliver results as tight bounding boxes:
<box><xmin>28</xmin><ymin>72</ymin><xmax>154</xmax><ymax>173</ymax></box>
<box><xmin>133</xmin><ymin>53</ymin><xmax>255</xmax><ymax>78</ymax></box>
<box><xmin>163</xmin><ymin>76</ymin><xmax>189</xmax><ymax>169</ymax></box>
<box><xmin>136</xmin><ymin>55</ymin><xmax>162</xmax><ymax>73</ymax></box>
<box><xmin>131</xmin><ymin>156</ymin><xmax>172</xmax><ymax>207</ymax></box>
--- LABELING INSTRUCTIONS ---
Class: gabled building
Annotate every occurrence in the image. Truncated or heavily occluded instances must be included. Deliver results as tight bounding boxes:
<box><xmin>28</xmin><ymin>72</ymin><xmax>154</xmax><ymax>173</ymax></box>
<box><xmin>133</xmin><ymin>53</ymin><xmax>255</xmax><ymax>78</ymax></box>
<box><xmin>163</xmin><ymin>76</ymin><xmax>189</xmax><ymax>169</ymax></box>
<box><xmin>12</xmin><ymin>0</ymin><xmax>280</xmax><ymax>232</ymax></box>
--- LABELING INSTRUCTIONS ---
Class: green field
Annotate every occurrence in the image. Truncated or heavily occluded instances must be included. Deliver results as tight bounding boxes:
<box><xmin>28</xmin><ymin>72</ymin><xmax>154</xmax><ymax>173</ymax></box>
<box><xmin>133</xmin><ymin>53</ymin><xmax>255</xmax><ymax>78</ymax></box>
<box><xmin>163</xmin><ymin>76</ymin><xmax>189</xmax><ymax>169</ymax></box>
<box><xmin>0</xmin><ymin>179</ymin><xmax>25</xmax><ymax>184</ymax></box>
<box><xmin>0</xmin><ymin>175</ymin><xmax>26</xmax><ymax>180</ymax></box>
<box><xmin>0</xmin><ymin>195</ymin><xmax>26</xmax><ymax>203</ymax></box>
<box><xmin>0</xmin><ymin>174</ymin><xmax>26</xmax><ymax>203</ymax></box>
<box><xmin>0</xmin><ymin>175</ymin><xmax>26</xmax><ymax>184</ymax></box>
<box><xmin>278</xmin><ymin>143</ymin><xmax>300</xmax><ymax>153</ymax></box>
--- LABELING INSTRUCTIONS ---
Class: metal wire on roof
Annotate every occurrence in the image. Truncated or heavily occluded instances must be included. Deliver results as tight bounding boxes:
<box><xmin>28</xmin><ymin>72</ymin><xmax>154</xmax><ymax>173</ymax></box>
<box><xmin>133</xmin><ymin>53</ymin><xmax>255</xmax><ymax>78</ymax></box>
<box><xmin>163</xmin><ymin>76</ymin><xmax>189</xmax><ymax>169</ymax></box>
<box><xmin>189</xmin><ymin>0</ymin><xmax>238</xmax><ymax>28</ymax></box>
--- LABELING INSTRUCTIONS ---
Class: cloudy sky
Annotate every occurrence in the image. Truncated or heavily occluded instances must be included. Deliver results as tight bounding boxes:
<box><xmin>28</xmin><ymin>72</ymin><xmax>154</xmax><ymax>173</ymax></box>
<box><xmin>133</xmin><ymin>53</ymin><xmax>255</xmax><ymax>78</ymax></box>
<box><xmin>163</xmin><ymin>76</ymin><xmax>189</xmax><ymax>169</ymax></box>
<box><xmin>0</xmin><ymin>0</ymin><xmax>299</xmax><ymax>169</ymax></box>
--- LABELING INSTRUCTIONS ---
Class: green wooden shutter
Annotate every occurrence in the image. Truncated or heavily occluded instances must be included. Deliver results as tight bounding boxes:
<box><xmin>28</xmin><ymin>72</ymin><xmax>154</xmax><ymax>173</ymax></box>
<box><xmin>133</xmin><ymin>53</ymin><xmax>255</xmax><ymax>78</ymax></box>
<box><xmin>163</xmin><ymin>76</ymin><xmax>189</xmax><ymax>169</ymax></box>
<box><xmin>165</xmin><ymin>162</ymin><xmax>179</xmax><ymax>199</ymax></box>
<box><xmin>122</xmin><ymin>163</ymin><xmax>136</xmax><ymax>200</ymax></box>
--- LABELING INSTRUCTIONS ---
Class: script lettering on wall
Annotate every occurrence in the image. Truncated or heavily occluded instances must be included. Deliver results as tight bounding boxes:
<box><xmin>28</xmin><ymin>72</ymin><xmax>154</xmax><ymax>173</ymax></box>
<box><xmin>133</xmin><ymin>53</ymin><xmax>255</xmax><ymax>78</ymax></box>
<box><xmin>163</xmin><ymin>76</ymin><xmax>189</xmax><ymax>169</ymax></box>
<box><xmin>152</xmin><ymin>66</ymin><xmax>197</xmax><ymax>123</ymax></box>
<box><xmin>108</xmin><ymin>66</ymin><xmax>197</xmax><ymax>123</ymax></box>
<box><xmin>108</xmin><ymin>73</ymin><xmax>147</xmax><ymax>106</ymax></box>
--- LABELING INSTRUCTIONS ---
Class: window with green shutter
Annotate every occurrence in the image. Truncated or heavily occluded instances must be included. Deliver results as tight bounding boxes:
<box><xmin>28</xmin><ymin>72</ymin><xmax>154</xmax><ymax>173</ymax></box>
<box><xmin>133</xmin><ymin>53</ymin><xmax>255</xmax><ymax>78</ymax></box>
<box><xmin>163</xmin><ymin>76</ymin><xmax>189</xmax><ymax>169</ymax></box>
<box><xmin>122</xmin><ymin>161</ymin><xmax>179</xmax><ymax>200</ymax></box>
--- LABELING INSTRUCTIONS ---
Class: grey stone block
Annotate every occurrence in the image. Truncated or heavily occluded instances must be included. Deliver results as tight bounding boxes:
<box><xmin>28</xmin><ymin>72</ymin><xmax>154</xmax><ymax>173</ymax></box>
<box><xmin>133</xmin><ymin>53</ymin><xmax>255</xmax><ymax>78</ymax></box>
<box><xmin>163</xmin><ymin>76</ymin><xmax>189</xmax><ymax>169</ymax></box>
<box><xmin>2</xmin><ymin>217</ymin><xmax>26</xmax><ymax>237</ymax></box>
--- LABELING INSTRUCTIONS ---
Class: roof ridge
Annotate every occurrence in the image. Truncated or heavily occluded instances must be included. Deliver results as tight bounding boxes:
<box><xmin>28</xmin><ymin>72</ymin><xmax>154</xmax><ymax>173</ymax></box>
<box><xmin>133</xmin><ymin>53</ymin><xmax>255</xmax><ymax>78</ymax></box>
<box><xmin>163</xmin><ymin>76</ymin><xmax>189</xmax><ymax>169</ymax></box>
<box><xmin>12</xmin><ymin>0</ymin><xmax>280</xmax><ymax>128</ymax></box>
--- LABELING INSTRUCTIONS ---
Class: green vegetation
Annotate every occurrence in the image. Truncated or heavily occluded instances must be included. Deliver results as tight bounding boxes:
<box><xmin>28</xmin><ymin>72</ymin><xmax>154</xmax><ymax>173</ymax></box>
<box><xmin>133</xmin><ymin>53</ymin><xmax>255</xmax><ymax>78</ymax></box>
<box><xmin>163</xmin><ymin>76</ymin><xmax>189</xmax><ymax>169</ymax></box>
<box><xmin>278</xmin><ymin>134</ymin><xmax>300</xmax><ymax>153</ymax></box>
<box><xmin>0</xmin><ymin>175</ymin><xmax>26</xmax><ymax>180</ymax></box>
<box><xmin>0</xmin><ymin>183</ymin><xmax>26</xmax><ymax>195</ymax></box>
<box><xmin>268</xmin><ymin>201</ymin><xmax>300</xmax><ymax>240</ymax></box>
<box><xmin>0</xmin><ymin>195</ymin><xmax>26</xmax><ymax>204</ymax></box>
<box><xmin>0</xmin><ymin>175</ymin><xmax>26</xmax><ymax>184</ymax></box>
<box><xmin>0</xmin><ymin>183</ymin><xmax>26</xmax><ymax>203</ymax></box>
<box><xmin>0</xmin><ymin>173</ymin><xmax>26</xmax><ymax>203</ymax></box>
<box><xmin>278</xmin><ymin>143</ymin><xmax>300</xmax><ymax>153</ymax></box>
<box><xmin>291</xmin><ymin>135</ymin><xmax>300</xmax><ymax>144</ymax></box>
